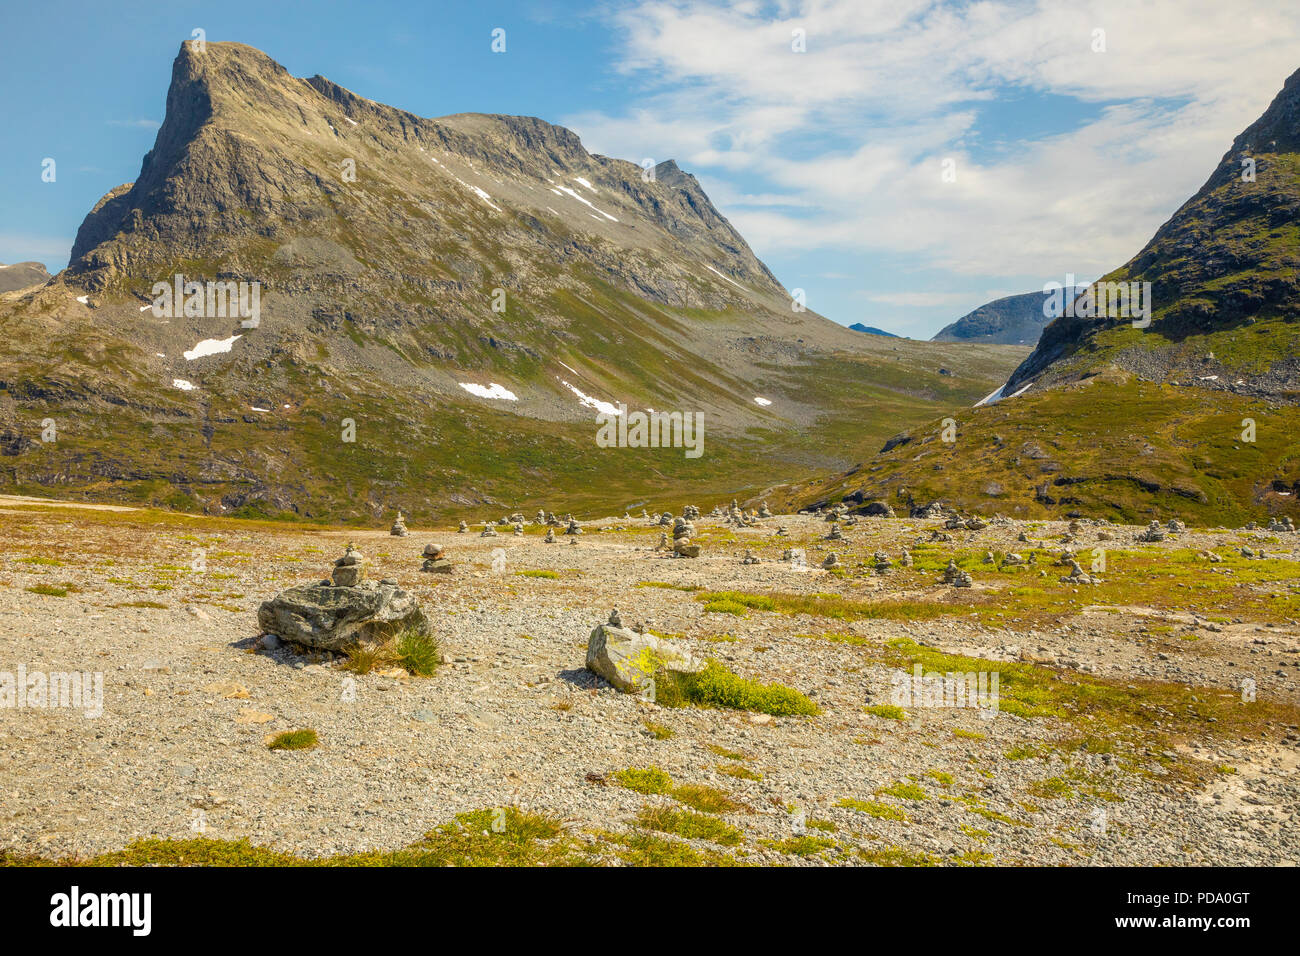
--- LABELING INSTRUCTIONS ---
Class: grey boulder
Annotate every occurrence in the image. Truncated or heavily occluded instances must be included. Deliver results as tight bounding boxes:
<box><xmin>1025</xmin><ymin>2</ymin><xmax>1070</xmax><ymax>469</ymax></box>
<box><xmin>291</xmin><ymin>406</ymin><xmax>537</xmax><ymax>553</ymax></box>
<box><xmin>257</xmin><ymin>580</ymin><xmax>430</xmax><ymax>651</ymax></box>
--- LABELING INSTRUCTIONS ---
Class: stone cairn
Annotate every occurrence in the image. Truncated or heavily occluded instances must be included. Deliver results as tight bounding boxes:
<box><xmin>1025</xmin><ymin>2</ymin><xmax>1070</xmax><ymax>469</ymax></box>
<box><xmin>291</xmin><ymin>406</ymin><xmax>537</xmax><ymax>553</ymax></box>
<box><xmin>943</xmin><ymin>559</ymin><xmax>973</xmax><ymax>588</ymax></box>
<box><xmin>1061</xmin><ymin>559</ymin><xmax>1099</xmax><ymax>585</ymax></box>
<box><xmin>1268</xmin><ymin>516</ymin><xmax>1296</xmax><ymax>533</ymax></box>
<box><xmin>1137</xmin><ymin>521</ymin><xmax>1166</xmax><ymax>543</ymax></box>
<box><xmin>544</xmin><ymin>527</ymin><xmax>556</xmax><ymax>543</ymax></box>
<box><xmin>821</xmin><ymin>552</ymin><xmax>840</xmax><ymax>570</ymax></box>
<box><xmin>824</xmin><ymin>523</ymin><xmax>844</xmax><ymax>541</ymax></box>
<box><xmin>683</xmin><ymin>504</ymin><xmax>701</xmax><ymax>520</ymax></box>
<box><xmin>257</xmin><ymin>544</ymin><xmax>430</xmax><ymax>651</ymax></box>
<box><xmin>333</xmin><ymin>543</ymin><xmax>365</xmax><ymax>586</ymax></box>
<box><xmin>513</xmin><ymin>522</ymin><xmax>524</xmax><ymax>536</ymax></box>
<box><xmin>481</xmin><ymin>523</ymin><xmax>499</xmax><ymax>538</ymax></box>
<box><xmin>741</xmin><ymin>549</ymin><xmax>760</xmax><ymax>565</ymax></box>
<box><xmin>872</xmin><ymin>551</ymin><xmax>892</xmax><ymax>574</ymax></box>
<box><xmin>390</xmin><ymin>511</ymin><xmax>409</xmax><ymax>536</ymax></box>
<box><xmin>774</xmin><ymin>525</ymin><xmax>789</xmax><ymax>537</ymax></box>
<box><xmin>421</xmin><ymin>543</ymin><xmax>452</xmax><ymax>574</ymax></box>
<box><xmin>655</xmin><ymin>532</ymin><xmax>668</xmax><ymax>551</ymax></box>
<box><xmin>899</xmin><ymin>549</ymin><xmax>913</xmax><ymax>567</ymax></box>
<box><xmin>458</xmin><ymin>521</ymin><xmax>468</xmax><ymax>533</ymax></box>
<box><xmin>672</xmin><ymin>517</ymin><xmax>700</xmax><ymax>558</ymax></box>
<box><xmin>565</xmin><ymin>517</ymin><xmax>583</xmax><ymax>535</ymax></box>
<box><xmin>758</xmin><ymin>501</ymin><xmax>773</xmax><ymax>519</ymax></box>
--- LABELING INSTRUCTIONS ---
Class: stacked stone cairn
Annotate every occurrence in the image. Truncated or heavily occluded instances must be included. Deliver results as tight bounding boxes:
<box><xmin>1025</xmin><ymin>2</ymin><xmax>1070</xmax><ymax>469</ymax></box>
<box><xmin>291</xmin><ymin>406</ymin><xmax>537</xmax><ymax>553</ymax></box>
<box><xmin>421</xmin><ymin>543</ymin><xmax>452</xmax><ymax>574</ymax></box>
<box><xmin>943</xmin><ymin>559</ymin><xmax>973</xmax><ymax>588</ymax></box>
<box><xmin>672</xmin><ymin>517</ymin><xmax>700</xmax><ymax>558</ymax></box>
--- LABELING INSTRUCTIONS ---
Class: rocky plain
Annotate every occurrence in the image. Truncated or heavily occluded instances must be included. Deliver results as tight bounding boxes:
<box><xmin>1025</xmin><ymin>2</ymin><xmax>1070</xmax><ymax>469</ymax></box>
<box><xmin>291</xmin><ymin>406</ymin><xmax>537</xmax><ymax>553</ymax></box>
<box><xmin>1</xmin><ymin>495</ymin><xmax>1297</xmax><ymax>867</ymax></box>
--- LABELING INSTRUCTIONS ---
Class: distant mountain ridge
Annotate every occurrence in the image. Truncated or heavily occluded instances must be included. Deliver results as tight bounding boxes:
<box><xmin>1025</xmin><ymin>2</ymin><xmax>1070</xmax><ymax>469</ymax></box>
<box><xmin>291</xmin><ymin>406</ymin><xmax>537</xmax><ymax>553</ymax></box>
<box><xmin>848</xmin><ymin>323</ymin><xmax>899</xmax><ymax>337</ymax></box>
<box><xmin>0</xmin><ymin>262</ymin><xmax>50</xmax><ymax>294</ymax></box>
<box><xmin>932</xmin><ymin>289</ymin><xmax>1078</xmax><ymax>346</ymax></box>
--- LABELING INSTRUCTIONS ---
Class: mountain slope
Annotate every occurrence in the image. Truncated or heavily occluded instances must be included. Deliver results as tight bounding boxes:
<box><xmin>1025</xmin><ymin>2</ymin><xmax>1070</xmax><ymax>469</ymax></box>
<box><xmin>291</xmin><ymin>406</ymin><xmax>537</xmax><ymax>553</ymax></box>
<box><xmin>1007</xmin><ymin>66</ymin><xmax>1300</xmax><ymax>397</ymax></box>
<box><xmin>0</xmin><ymin>262</ymin><xmax>49</xmax><ymax>294</ymax></box>
<box><xmin>932</xmin><ymin>290</ymin><xmax>1075</xmax><ymax>346</ymax></box>
<box><xmin>768</xmin><ymin>66</ymin><xmax>1300</xmax><ymax>526</ymax></box>
<box><xmin>0</xmin><ymin>41</ymin><xmax>1022</xmax><ymax>521</ymax></box>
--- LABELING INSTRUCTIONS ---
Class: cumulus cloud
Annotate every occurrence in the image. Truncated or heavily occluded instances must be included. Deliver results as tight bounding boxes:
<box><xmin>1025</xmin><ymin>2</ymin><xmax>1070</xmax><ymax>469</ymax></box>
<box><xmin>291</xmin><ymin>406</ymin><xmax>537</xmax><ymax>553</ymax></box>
<box><xmin>567</xmin><ymin>0</ymin><xmax>1300</xmax><ymax>285</ymax></box>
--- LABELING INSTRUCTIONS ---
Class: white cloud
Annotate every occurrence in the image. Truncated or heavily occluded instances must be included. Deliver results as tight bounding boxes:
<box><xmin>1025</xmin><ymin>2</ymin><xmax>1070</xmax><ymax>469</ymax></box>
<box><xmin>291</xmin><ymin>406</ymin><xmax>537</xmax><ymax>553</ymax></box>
<box><xmin>569</xmin><ymin>0</ymin><xmax>1300</xmax><ymax>283</ymax></box>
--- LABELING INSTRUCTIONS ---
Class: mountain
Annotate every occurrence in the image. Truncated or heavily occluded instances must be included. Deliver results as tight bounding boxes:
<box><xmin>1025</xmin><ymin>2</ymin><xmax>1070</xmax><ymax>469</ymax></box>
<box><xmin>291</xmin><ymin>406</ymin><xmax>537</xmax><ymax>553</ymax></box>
<box><xmin>848</xmin><ymin>323</ymin><xmax>899</xmax><ymax>337</ymax></box>
<box><xmin>0</xmin><ymin>42</ymin><xmax>1022</xmax><ymax>521</ymax></box>
<box><xmin>766</xmin><ymin>66</ymin><xmax>1300</xmax><ymax>526</ymax></box>
<box><xmin>0</xmin><ymin>262</ymin><xmax>49</xmax><ymax>294</ymax></box>
<box><xmin>932</xmin><ymin>290</ymin><xmax>1077</xmax><ymax>346</ymax></box>
<box><xmin>1005</xmin><ymin>67</ymin><xmax>1300</xmax><ymax>398</ymax></box>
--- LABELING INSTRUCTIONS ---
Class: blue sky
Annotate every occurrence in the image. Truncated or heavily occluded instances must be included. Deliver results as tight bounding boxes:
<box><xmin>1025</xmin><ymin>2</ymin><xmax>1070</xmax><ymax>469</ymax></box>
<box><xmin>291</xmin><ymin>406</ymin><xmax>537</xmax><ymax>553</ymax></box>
<box><xmin>3</xmin><ymin>0</ymin><xmax>1298</xmax><ymax>337</ymax></box>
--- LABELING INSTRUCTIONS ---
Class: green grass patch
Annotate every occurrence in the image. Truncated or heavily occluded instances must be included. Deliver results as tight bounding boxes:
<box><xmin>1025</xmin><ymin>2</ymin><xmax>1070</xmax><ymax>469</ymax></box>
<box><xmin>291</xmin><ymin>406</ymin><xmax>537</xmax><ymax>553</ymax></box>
<box><xmin>865</xmin><ymin>704</ymin><xmax>908</xmax><ymax>720</ymax></box>
<box><xmin>391</xmin><ymin>629</ymin><xmax>440</xmax><ymax>677</ymax></box>
<box><xmin>698</xmin><ymin>590</ymin><xmax>953</xmax><ymax>622</ymax></box>
<box><xmin>25</xmin><ymin>584</ymin><xmax>68</xmax><ymax>597</ymax></box>
<box><xmin>671</xmin><ymin>784</ymin><xmax>744</xmax><ymax>814</ymax></box>
<box><xmin>717</xmin><ymin>763</ymin><xmax>762</xmax><ymax>781</ymax></box>
<box><xmin>268</xmin><ymin>729</ymin><xmax>319</xmax><ymax>751</ymax></box>
<box><xmin>653</xmin><ymin>661</ymin><xmax>819</xmax><ymax>717</ymax></box>
<box><xmin>876</xmin><ymin>781</ymin><xmax>928</xmax><ymax>801</ymax></box>
<box><xmin>611</xmin><ymin>767</ymin><xmax>673</xmax><ymax>795</ymax></box>
<box><xmin>643</xmin><ymin>721</ymin><xmax>675</xmax><ymax>740</ymax></box>
<box><xmin>633</xmin><ymin>806</ymin><xmax>744</xmax><ymax>846</ymax></box>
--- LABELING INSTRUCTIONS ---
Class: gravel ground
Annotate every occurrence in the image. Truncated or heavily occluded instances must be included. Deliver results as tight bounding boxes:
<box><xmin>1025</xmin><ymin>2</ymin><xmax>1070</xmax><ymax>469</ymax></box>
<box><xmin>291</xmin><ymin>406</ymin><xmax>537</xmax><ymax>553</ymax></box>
<box><xmin>1</xmin><ymin>500</ymin><xmax>1297</xmax><ymax>865</ymax></box>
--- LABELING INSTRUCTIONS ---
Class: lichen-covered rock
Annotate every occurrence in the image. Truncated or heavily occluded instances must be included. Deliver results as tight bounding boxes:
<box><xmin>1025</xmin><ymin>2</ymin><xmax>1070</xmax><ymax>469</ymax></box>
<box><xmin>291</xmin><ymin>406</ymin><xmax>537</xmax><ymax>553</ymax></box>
<box><xmin>585</xmin><ymin>617</ymin><xmax>702</xmax><ymax>694</ymax></box>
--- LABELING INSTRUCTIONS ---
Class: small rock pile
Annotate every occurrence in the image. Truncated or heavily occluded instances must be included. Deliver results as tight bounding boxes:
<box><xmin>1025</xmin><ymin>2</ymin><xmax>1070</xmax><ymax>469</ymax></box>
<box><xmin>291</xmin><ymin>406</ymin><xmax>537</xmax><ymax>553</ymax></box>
<box><xmin>1137</xmin><ymin>521</ymin><xmax>1166</xmax><ymax>543</ymax></box>
<box><xmin>943</xmin><ymin>559</ymin><xmax>973</xmax><ymax>588</ymax></box>
<box><xmin>672</xmin><ymin>517</ymin><xmax>700</xmax><ymax>558</ymax></box>
<box><xmin>420</xmin><ymin>543</ymin><xmax>452</xmax><ymax>574</ymax></box>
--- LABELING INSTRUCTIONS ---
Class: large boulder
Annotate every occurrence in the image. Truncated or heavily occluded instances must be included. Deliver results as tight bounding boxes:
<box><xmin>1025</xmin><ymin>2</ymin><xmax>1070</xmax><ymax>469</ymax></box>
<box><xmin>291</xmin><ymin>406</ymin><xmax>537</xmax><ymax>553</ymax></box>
<box><xmin>585</xmin><ymin>616</ymin><xmax>702</xmax><ymax>694</ymax></box>
<box><xmin>257</xmin><ymin>579</ymin><xmax>430</xmax><ymax>651</ymax></box>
